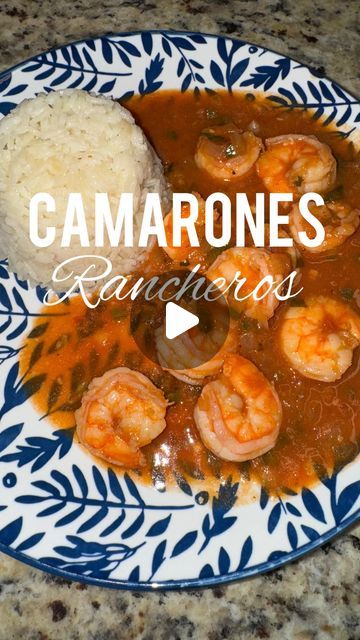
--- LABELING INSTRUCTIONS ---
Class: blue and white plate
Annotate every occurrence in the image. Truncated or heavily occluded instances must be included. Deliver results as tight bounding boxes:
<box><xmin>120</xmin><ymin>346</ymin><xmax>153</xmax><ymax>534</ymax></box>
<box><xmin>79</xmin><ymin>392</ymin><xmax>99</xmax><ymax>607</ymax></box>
<box><xmin>0</xmin><ymin>31</ymin><xmax>359</xmax><ymax>590</ymax></box>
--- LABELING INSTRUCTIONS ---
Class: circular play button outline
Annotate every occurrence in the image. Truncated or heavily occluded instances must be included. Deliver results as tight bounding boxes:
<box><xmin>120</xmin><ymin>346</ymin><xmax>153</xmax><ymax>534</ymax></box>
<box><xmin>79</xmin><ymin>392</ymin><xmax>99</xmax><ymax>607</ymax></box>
<box><xmin>130</xmin><ymin>268</ymin><xmax>230</xmax><ymax>371</ymax></box>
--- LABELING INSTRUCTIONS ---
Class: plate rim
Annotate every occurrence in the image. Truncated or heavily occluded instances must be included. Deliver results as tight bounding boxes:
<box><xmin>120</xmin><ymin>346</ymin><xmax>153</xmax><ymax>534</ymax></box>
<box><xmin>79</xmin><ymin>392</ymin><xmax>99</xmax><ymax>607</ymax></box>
<box><xmin>0</xmin><ymin>29</ymin><xmax>359</xmax><ymax>591</ymax></box>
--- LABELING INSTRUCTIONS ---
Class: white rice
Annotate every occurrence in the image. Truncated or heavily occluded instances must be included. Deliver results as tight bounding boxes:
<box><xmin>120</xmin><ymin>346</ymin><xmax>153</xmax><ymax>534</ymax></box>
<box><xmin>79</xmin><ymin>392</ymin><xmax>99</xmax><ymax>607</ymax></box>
<box><xmin>0</xmin><ymin>89</ymin><xmax>171</xmax><ymax>290</ymax></box>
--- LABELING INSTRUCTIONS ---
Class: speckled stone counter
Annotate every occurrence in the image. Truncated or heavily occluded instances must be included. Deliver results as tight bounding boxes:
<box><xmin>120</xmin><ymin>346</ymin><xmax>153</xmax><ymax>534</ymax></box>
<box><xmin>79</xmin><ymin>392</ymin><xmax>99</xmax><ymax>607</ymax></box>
<box><xmin>0</xmin><ymin>1</ymin><xmax>359</xmax><ymax>639</ymax></box>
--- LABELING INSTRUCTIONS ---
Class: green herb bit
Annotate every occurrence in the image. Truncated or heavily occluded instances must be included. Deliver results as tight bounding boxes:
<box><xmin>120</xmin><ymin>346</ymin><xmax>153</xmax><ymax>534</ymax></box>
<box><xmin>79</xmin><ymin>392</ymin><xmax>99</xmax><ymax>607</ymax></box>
<box><xmin>201</xmin><ymin>131</ymin><xmax>227</xmax><ymax>143</ymax></box>
<box><xmin>293</xmin><ymin>175</ymin><xmax>303</xmax><ymax>187</ymax></box>
<box><xmin>340</xmin><ymin>287</ymin><xmax>354</xmax><ymax>301</ymax></box>
<box><xmin>111</xmin><ymin>307</ymin><xmax>128</xmax><ymax>322</ymax></box>
<box><xmin>166</xmin><ymin>388</ymin><xmax>182</xmax><ymax>403</ymax></box>
<box><xmin>166</xmin><ymin>130</ymin><xmax>178</xmax><ymax>140</ymax></box>
<box><xmin>324</xmin><ymin>185</ymin><xmax>344</xmax><ymax>203</ymax></box>
<box><xmin>288</xmin><ymin>297</ymin><xmax>306</xmax><ymax>307</ymax></box>
<box><xmin>207</xmin><ymin>242</ymin><xmax>232</xmax><ymax>263</ymax></box>
<box><xmin>229</xmin><ymin>307</ymin><xmax>242</xmax><ymax>321</ymax></box>
<box><xmin>224</xmin><ymin>143</ymin><xmax>237</xmax><ymax>158</ymax></box>
<box><xmin>323</xmin><ymin>255</ymin><xmax>338</xmax><ymax>261</ymax></box>
<box><xmin>205</xmin><ymin>108</ymin><xmax>217</xmax><ymax>120</ymax></box>
<box><xmin>245</xmin><ymin>93</ymin><xmax>256</xmax><ymax>102</ymax></box>
<box><xmin>164</xmin><ymin>162</ymin><xmax>174</xmax><ymax>175</ymax></box>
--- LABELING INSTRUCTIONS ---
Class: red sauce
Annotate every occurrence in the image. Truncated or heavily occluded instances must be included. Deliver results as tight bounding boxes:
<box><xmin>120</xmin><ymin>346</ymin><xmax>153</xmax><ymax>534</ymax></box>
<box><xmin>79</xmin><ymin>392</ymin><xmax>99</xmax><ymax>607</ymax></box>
<box><xmin>20</xmin><ymin>91</ymin><xmax>360</xmax><ymax>495</ymax></box>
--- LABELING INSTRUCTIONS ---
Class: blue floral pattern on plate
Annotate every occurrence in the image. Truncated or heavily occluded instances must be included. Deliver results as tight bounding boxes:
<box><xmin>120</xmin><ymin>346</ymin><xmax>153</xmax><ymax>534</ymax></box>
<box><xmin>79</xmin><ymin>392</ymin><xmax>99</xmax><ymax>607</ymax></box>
<box><xmin>0</xmin><ymin>31</ymin><xmax>359</xmax><ymax>590</ymax></box>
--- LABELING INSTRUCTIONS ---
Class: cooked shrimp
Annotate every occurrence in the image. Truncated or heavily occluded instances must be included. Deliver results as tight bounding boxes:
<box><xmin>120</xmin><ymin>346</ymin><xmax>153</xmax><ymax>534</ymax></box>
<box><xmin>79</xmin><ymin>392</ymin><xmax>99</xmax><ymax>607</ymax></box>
<box><xmin>256</xmin><ymin>134</ymin><xmax>336</xmax><ymax>197</ymax></box>
<box><xmin>195</xmin><ymin>124</ymin><xmax>263</xmax><ymax>180</ymax></box>
<box><xmin>194</xmin><ymin>354</ymin><xmax>282</xmax><ymax>461</ymax></box>
<box><xmin>163</xmin><ymin>192</ymin><xmax>219</xmax><ymax>265</ymax></box>
<box><xmin>75</xmin><ymin>367</ymin><xmax>167</xmax><ymax>467</ymax></box>
<box><xmin>280</xmin><ymin>297</ymin><xmax>360</xmax><ymax>382</ymax></box>
<box><xmin>289</xmin><ymin>200</ymin><xmax>360</xmax><ymax>252</ymax></box>
<box><xmin>246</xmin><ymin>222</ymin><xmax>300</xmax><ymax>270</ymax></box>
<box><xmin>206</xmin><ymin>246</ymin><xmax>291</xmax><ymax>326</ymax></box>
<box><xmin>155</xmin><ymin>320</ymin><xmax>238</xmax><ymax>385</ymax></box>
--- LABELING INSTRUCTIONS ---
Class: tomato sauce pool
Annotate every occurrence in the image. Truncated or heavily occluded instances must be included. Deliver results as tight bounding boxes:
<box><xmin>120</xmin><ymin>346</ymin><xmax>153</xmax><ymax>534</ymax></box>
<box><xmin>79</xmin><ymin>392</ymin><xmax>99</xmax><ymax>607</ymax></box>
<box><xmin>19</xmin><ymin>91</ymin><xmax>360</xmax><ymax>496</ymax></box>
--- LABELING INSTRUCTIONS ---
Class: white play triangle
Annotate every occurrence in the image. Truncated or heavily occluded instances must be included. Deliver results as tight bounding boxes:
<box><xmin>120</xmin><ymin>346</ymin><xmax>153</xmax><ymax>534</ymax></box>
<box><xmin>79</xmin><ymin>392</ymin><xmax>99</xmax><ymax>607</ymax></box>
<box><xmin>165</xmin><ymin>301</ymin><xmax>199</xmax><ymax>340</ymax></box>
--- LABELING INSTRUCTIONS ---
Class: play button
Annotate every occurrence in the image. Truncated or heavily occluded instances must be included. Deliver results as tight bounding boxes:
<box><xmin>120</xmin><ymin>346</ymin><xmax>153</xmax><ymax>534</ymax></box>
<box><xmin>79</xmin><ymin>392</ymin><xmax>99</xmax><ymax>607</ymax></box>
<box><xmin>165</xmin><ymin>302</ymin><xmax>199</xmax><ymax>339</ymax></box>
<box><xmin>129</xmin><ymin>269</ymin><xmax>230</xmax><ymax>373</ymax></box>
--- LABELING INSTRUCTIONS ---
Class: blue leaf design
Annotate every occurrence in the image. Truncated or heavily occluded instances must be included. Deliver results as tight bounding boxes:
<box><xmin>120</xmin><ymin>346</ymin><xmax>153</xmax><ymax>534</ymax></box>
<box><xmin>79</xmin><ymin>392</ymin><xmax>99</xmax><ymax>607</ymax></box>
<box><xmin>35</xmin><ymin>67</ymin><xmax>55</xmax><ymax>81</ymax></box>
<box><xmin>73</xmin><ymin>465</ymin><xmax>88</xmax><ymax>497</ymax></box>
<box><xmin>199</xmin><ymin>563</ymin><xmax>214</xmax><ymax>579</ymax></box>
<box><xmin>0</xmin><ymin>74</ymin><xmax>12</xmax><ymax>93</ymax></box>
<box><xmin>0</xmin><ymin>102</ymin><xmax>16</xmax><ymax>116</ymax></box>
<box><xmin>301</xmin><ymin>524</ymin><xmax>319</xmax><ymax>542</ymax></box>
<box><xmin>121</xmin><ymin>511</ymin><xmax>144</xmax><ymax>539</ymax></box>
<box><xmin>117</xmin><ymin>49</ymin><xmax>131</xmax><ymax>68</ymax></box>
<box><xmin>16</xmin><ymin>495</ymin><xmax>48</xmax><ymax>505</ymax></box>
<box><xmin>173</xmin><ymin>472</ymin><xmax>192</xmax><ymax>496</ymax></box>
<box><xmin>161</xmin><ymin>37</ymin><xmax>172</xmax><ymax>57</ymax></box>
<box><xmin>101</xmin><ymin>39</ymin><xmax>113</xmax><ymax>64</ymax></box>
<box><xmin>188</xmin><ymin>34</ymin><xmax>207</xmax><ymax>44</ymax></box>
<box><xmin>108</xmin><ymin>468</ymin><xmax>125</xmax><ymax>502</ymax></box>
<box><xmin>56</xmin><ymin>505</ymin><xmax>85</xmax><ymax>528</ymax></box>
<box><xmin>229</xmin><ymin>58</ymin><xmax>249</xmax><ymax>86</ymax></box>
<box><xmin>0</xmin><ymin>283</ymin><xmax>11</xmax><ymax>310</ymax></box>
<box><xmin>99</xmin><ymin>79</ymin><xmax>116</xmax><ymax>94</ymax></box>
<box><xmin>0</xmin><ymin>517</ymin><xmax>22</xmax><ymax>545</ymax></box>
<box><xmin>237</xmin><ymin>536</ymin><xmax>253</xmax><ymax>570</ymax></box>
<box><xmin>267</xmin><ymin>550</ymin><xmax>287</xmax><ymax>562</ymax></box>
<box><xmin>319</xmin><ymin>81</ymin><xmax>334</xmax><ymax>102</ymax></box>
<box><xmin>287</xmin><ymin>522</ymin><xmax>298</xmax><ymax>550</ymax></box>
<box><xmin>268</xmin><ymin>502</ymin><xmax>281</xmax><ymax>534</ymax></box>
<box><xmin>38</xmin><ymin>502</ymin><xmax>65</xmax><ymax>517</ymax></box>
<box><xmin>85</xmin><ymin>39</ymin><xmax>96</xmax><ymax>52</ymax></box>
<box><xmin>152</xmin><ymin>539</ymin><xmax>166</xmax><ymax>577</ymax></box>
<box><xmin>285</xmin><ymin>503</ymin><xmax>302</xmax><ymax>517</ymax></box>
<box><xmin>50</xmin><ymin>69</ymin><xmax>73</xmax><ymax>87</ymax></box>
<box><xmin>70</xmin><ymin>45</ymin><xmax>83</xmax><ymax>68</ymax></box>
<box><xmin>302</xmin><ymin>488</ymin><xmax>326</xmax><ymax>524</ymax></box>
<box><xmin>128</xmin><ymin>565</ymin><xmax>140</xmax><ymax>582</ymax></box>
<box><xmin>335</xmin><ymin>481</ymin><xmax>360</xmax><ymax>523</ymax></box>
<box><xmin>210</xmin><ymin>61</ymin><xmax>225</xmax><ymax>87</ymax></box>
<box><xmin>0</xmin><ymin>423</ymin><xmax>23</xmax><ymax>453</ymax></box>
<box><xmin>118</xmin><ymin>40</ymin><xmax>141</xmax><ymax>57</ymax></box>
<box><xmin>16</xmin><ymin>531</ymin><xmax>45</xmax><ymax>552</ymax></box>
<box><xmin>82</xmin><ymin>76</ymin><xmax>97</xmax><ymax>92</ymax></box>
<box><xmin>93</xmin><ymin>466</ymin><xmax>107</xmax><ymax>499</ymax></box>
<box><xmin>141</xmin><ymin>33</ymin><xmax>153</xmax><ymax>55</ymax></box>
<box><xmin>124</xmin><ymin>473</ymin><xmax>144</xmax><ymax>505</ymax></box>
<box><xmin>52</xmin><ymin>470</ymin><xmax>74</xmax><ymax>497</ymax></box>
<box><xmin>5</xmin><ymin>84</ymin><xmax>28</xmax><ymax>96</ymax></box>
<box><xmin>217</xmin><ymin>38</ymin><xmax>228</xmax><ymax>63</ymax></box>
<box><xmin>171</xmin><ymin>530</ymin><xmax>197</xmax><ymax>557</ymax></box>
<box><xmin>23</xmin><ymin>61</ymin><xmax>43</xmax><ymax>72</ymax></box>
<box><xmin>218</xmin><ymin>546</ymin><xmax>230</xmax><ymax>574</ymax></box>
<box><xmin>77</xmin><ymin>506</ymin><xmax>109</xmax><ymax>534</ymax></box>
<box><xmin>146</xmin><ymin>515</ymin><xmax>171</xmax><ymax>537</ymax></box>
<box><xmin>100</xmin><ymin>510</ymin><xmax>125</xmax><ymax>537</ymax></box>
<box><xmin>61</xmin><ymin>47</ymin><xmax>71</xmax><ymax>65</ymax></box>
<box><xmin>169</xmin><ymin>36</ymin><xmax>195</xmax><ymax>51</ymax></box>
<box><xmin>260</xmin><ymin>487</ymin><xmax>269</xmax><ymax>510</ymax></box>
<box><xmin>7</xmin><ymin>317</ymin><xmax>28</xmax><ymax>341</ymax></box>
<box><xmin>177</xmin><ymin>58</ymin><xmax>185</xmax><ymax>77</ymax></box>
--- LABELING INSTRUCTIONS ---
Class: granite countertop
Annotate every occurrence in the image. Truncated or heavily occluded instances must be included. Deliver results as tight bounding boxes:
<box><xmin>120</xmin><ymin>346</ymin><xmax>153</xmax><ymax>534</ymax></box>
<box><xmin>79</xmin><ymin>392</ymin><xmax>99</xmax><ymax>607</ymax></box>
<box><xmin>0</xmin><ymin>1</ymin><xmax>359</xmax><ymax>639</ymax></box>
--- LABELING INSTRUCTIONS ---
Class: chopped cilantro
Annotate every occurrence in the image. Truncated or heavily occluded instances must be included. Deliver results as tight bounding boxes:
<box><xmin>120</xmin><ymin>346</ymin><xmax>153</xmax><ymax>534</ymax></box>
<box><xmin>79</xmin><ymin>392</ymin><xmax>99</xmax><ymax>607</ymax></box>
<box><xmin>340</xmin><ymin>287</ymin><xmax>354</xmax><ymax>301</ymax></box>
<box><xmin>201</xmin><ymin>131</ymin><xmax>227</xmax><ymax>143</ymax></box>
<box><xmin>324</xmin><ymin>185</ymin><xmax>344</xmax><ymax>203</ymax></box>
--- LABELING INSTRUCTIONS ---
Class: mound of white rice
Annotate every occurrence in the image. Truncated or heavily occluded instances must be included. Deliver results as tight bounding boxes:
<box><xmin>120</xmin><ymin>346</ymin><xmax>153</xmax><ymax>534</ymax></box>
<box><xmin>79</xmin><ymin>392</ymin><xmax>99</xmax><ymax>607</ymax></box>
<box><xmin>0</xmin><ymin>89</ymin><xmax>171</xmax><ymax>290</ymax></box>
